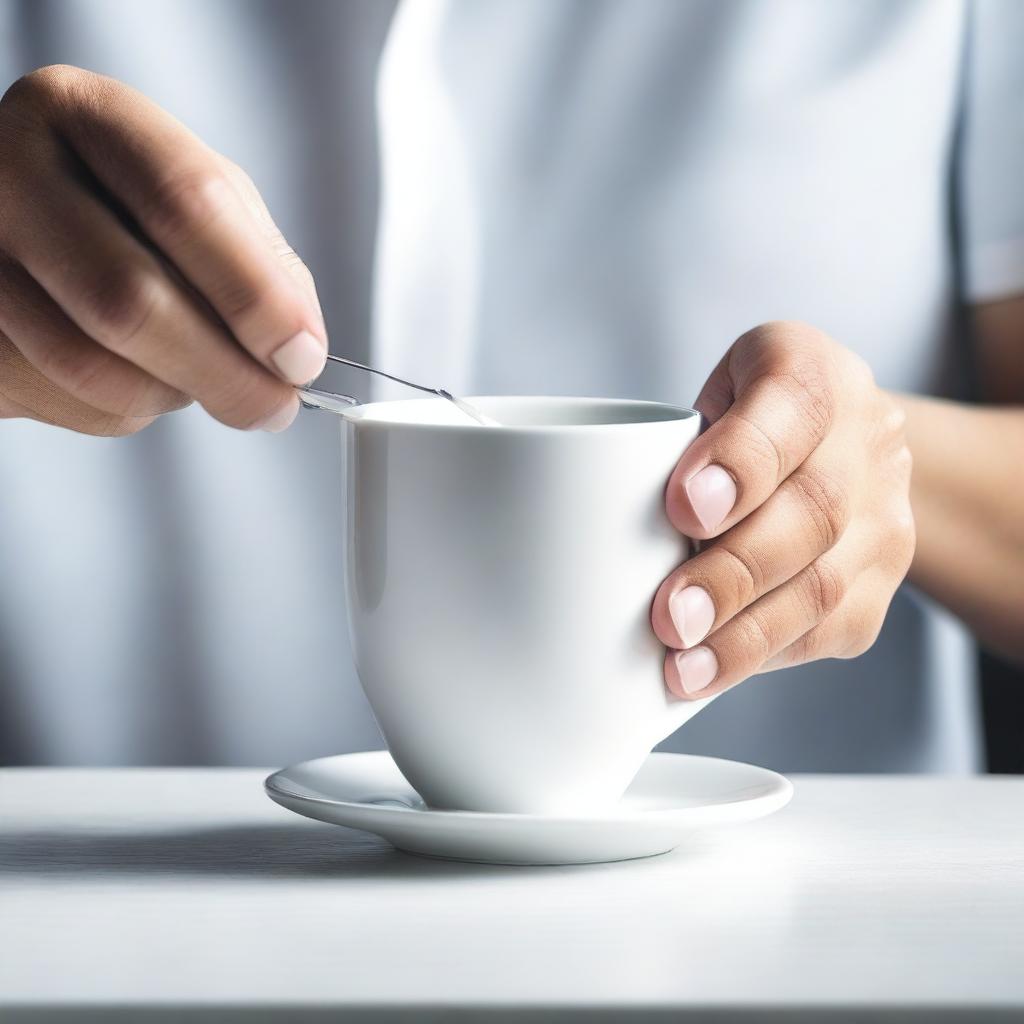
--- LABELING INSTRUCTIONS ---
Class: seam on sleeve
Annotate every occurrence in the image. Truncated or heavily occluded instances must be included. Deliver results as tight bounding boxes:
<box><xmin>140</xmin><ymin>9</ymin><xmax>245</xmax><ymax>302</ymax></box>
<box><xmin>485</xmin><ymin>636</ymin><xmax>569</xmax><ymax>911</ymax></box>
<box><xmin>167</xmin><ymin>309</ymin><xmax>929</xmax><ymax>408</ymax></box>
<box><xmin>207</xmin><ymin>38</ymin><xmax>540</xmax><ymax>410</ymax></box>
<box><xmin>964</xmin><ymin>235</ymin><xmax>1024</xmax><ymax>303</ymax></box>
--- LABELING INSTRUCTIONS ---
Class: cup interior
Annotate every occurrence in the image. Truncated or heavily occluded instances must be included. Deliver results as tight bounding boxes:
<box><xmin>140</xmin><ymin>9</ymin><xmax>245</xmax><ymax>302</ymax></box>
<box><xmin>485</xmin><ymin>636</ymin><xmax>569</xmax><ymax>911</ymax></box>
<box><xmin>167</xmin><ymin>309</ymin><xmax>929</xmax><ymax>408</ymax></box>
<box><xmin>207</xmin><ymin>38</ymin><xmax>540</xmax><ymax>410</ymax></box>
<box><xmin>343</xmin><ymin>395</ymin><xmax>697</xmax><ymax>430</ymax></box>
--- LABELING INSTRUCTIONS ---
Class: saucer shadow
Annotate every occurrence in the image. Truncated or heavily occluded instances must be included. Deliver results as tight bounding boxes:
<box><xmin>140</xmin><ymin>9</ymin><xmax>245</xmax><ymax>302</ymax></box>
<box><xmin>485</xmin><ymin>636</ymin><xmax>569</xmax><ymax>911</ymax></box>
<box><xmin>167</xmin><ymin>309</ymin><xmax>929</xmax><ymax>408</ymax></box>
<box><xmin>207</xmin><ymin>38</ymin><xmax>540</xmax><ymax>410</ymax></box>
<box><xmin>0</xmin><ymin>821</ymin><xmax>688</xmax><ymax>881</ymax></box>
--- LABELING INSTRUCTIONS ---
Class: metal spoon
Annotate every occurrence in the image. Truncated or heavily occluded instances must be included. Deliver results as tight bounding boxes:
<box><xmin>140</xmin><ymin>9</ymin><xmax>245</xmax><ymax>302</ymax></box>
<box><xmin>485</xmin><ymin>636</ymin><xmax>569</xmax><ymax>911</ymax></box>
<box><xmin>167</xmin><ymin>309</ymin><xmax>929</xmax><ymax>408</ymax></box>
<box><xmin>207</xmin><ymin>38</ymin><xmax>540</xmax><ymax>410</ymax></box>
<box><xmin>298</xmin><ymin>355</ymin><xmax>498</xmax><ymax>426</ymax></box>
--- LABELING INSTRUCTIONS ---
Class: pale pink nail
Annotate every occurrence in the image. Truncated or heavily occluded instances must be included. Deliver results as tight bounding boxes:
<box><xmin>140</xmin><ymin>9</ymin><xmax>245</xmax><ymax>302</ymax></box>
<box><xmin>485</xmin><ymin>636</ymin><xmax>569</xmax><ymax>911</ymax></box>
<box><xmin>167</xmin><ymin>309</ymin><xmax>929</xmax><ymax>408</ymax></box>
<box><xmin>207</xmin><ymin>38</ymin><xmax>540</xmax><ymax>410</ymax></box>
<box><xmin>686</xmin><ymin>464</ymin><xmax>736</xmax><ymax>533</ymax></box>
<box><xmin>669</xmin><ymin>586</ymin><xmax>716</xmax><ymax>649</ymax></box>
<box><xmin>270</xmin><ymin>329</ymin><xmax>326</xmax><ymax>386</ymax></box>
<box><xmin>259</xmin><ymin>399</ymin><xmax>299</xmax><ymax>434</ymax></box>
<box><xmin>675</xmin><ymin>647</ymin><xmax>719</xmax><ymax>694</ymax></box>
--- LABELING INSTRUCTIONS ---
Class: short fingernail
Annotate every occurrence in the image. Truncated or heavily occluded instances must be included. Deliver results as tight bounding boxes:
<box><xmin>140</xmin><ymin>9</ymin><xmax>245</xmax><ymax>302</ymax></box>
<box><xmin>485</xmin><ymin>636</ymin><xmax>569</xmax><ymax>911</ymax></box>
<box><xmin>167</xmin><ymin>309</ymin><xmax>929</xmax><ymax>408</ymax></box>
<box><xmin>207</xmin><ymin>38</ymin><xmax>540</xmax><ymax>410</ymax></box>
<box><xmin>270</xmin><ymin>329</ymin><xmax>327</xmax><ymax>386</ymax></box>
<box><xmin>259</xmin><ymin>399</ymin><xmax>299</xmax><ymax>433</ymax></box>
<box><xmin>669</xmin><ymin>586</ymin><xmax>716</xmax><ymax>649</ymax></box>
<box><xmin>686</xmin><ymin>464</ymin><xmax>736</xmax><ymax>532</ymax></box>
<box><xmin>674</xmin><ymin>646</ymin><xmax>719</xmax><ymax>694</ymax></box>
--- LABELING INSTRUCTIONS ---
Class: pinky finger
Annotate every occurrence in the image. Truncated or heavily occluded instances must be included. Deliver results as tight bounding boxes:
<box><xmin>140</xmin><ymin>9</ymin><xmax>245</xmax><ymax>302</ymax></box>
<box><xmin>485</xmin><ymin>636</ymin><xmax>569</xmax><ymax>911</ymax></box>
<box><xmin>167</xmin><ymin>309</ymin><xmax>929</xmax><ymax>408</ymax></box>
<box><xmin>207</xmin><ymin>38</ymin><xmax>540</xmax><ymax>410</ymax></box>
<box><xmin>760</xmin><ymin>585</ymin><xmax>888</xmax><ymax>672</ymax></box>
<box><xmin>0</xmin><ymin>332</ymin><xmax>155</xmax><ymax>436</ymax></box>
<box><xmin>0</xmin><ymin>258</ymin><xmax>188</xmax><ymax>418</ymax></box>
<box><xmin>0</xmin><ymin>391</ymin><xmax>33</xmax><ymax>419</ymax></box>
<box><xmin>664</xmin><ymin>557</ymin><xmax>848</xmax><ymax>699</ymax></box>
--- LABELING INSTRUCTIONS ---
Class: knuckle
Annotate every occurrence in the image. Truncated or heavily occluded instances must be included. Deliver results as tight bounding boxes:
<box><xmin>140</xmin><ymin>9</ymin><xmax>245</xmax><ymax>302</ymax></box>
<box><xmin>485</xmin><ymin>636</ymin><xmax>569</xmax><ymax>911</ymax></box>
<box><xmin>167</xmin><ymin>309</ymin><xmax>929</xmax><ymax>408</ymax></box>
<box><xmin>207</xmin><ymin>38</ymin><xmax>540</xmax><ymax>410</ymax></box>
<box><xmin>788</xmin><ymin>633</ymin><xmax>816</xmax><ymax>665</ymax></box>
<box><xmin>840</xmin><ymin>606</ymin><xmax>886</xmax><ymax>659</ymax></box>
<box><xmin>790</xmin><ymin>466</ymin><xmax>849</xmax><ymax>549</ymax></box>
<box><xmin>293</xmin><ymin>261</ymin><xmax>315</xmax><ymax>289</ymax></box>
<box><xmin>891</xmin><ymin>497</ymin><xmax>916</xmax><ymax>539</ymax></box>
<box><xmin>732</xmin><ymin>408</ymin><xmax>787</xmax><ymax>480</ymax></box>
<box><xmin>843</xmin><ymin>622</ymin><xmax>882</xmax><ymax>659</ymax></box>
<box><xmin>733</xmin><ymin>320</ymin><xmax>798</xmax><ymax>362</ymax></box>
<box><xmin>882</xmin><ymin>402</ymin><xmax>908</xmax><ymax>440</ymax></box>
<box><xmin>769</xmin><ymin>358</ymin><xmax>835</xmax><ymax>443</ymax></box>
<box><xmin>781</xmin><ymin>630</ymin><xmax>816</xmax><ymax>667</ymax></box>
<box><xmin>2</xmin><ymin>66</ymin><xmax>102</xmax><ymax>127</ymax></box>
<box><xmin>2</xmin><ymin>65</ymin><xmax>79</xmax><ymax>110</ymax></box>
<box><xmin>804</xmin><ymin>558</ymin><xmax>846</xmax><ymax>619</ymax></box>
<box><xmin>141</xmin><ymin>168</ymin><xmax>234</xmax><ymax>247</ymax></box>
<box><xmin>895</xmin><ymin>443</ymin><xmax>913</xmax><ymax>481</ymax></box>
<box><xmin>213</xmin><ymin>275</ymin><xmax>266</xmax><ymax>323</ymax></box>
<box><xmin>1</xmin><ymin>75</ymin><xmax>34</xmax><ymax>112</ymax></box>
<box><xmin>715</xmin><ymin>543</ymin><xmax>764</xmax><ymax>608</ymax></box>
<box><xmin>217</xmin><ymin>275</ymin><xmax>310</xmax><ymax>336</ymax></box>
<box><xmin>279</xmin><ymin>248</ymin><xmax>306</xmax><ymax>275</ymax></box>
<box><xmin>901</xmin><ymin>513</ymin><xmax>917</xmax><ymax>567</ymax></box>
<box><xmin>850</xmin><ymin>350</ymin><xmax>876</xmax><ymax>388</ymax></box>
<box><xmin>736</xmin><ymin>322</ymin><xmax>837</xmax><ymax>435</ymax></box>
<box><xmin>877</xmin><ymin>434</ymin><xmax>915</xmax><ymax>573</ymax></box>
<box><xmin>842</xmin><ymin>638</ymin><xmax>870</xmax><ymax>660</ymax></box>
<box><xmin>33</xmin><ymin>337</ymin><xmax>110</xmax><ymax>398</ymax></box>
<box><xmin>280</xmin><ymin>251</ymin><xmax>317</xmax><ymax>296</ymax></box>
<box><xmin>734</xmin><ymin>606</ymin><xmax>776</xmax><ymax>664</ymax></box>
<box><xmin>80</xmin><ymin>263</ymin><xmax>162</xmax><ymax>351</ymax></box>
<box><xmin>217</xmin><ymin>155</ymin><xmax>258</xmax><ymax>198</ymax></box>
<box><xmin>788</xmin><ymin>621</ymin><xmax>837</xmax><ymax>665</ymax></box>
<box><xmin>217</xmin><ymin>154</ymin><xmax>248</xmax><ymax>182</ymax></box>
<box><xmin>888</xmin><ymin>503</ymin><xmax>917</xmax><ymax>572</ymax></box>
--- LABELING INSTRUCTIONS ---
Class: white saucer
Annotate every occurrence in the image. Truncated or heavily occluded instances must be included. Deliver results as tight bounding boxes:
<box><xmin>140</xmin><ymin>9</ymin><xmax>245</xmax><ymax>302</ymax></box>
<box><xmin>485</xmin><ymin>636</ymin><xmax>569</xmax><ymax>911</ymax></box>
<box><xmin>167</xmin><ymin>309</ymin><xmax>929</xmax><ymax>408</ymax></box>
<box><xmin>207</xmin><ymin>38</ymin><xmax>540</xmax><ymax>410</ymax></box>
<box><xmin>264</xmin><ymin>751</ymin><xmax>793</xmax><ymax>866</ymax></box>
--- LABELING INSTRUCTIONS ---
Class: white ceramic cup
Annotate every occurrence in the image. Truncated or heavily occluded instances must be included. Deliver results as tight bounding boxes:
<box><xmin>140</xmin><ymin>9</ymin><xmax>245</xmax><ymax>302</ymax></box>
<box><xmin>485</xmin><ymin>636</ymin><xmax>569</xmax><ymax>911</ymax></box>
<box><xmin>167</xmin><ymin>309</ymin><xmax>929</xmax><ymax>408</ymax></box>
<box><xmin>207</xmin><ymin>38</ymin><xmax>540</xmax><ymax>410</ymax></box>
<box><xmin>341</xmin><ymin>395</ymin><xmax>713</xmax><ymax>814</ymax></box>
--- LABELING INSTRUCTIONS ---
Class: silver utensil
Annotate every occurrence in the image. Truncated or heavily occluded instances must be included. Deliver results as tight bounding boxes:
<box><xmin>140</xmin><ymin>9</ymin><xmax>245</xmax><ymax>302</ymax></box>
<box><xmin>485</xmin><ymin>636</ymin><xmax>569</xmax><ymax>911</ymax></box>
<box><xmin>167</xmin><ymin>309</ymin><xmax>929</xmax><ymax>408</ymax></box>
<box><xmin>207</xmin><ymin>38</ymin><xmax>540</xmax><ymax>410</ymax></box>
<box><xmin>298</xmin><ymin>355</ymin><xmax>497</xmax><ymax>426</ymax></box>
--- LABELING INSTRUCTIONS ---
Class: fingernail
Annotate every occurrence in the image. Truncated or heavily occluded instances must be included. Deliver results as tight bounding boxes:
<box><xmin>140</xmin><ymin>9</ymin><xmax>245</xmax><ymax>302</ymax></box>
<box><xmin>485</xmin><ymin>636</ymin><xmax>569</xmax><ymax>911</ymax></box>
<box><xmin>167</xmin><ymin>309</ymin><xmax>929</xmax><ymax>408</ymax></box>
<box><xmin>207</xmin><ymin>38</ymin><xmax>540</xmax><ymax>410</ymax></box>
<box><xmin>259</xmin><ymin>399</ymin><xmax>299</xmax><ymax>433</ymax></box>
<box><xmin>675</xmin><ymin>647</ymin><xmax>718</xmax><ymax>694</ymax></box>
<box><xmin>686</xmin><ymin>464</ymin><xmax>736</xmax><ymax>532</ymax></box>
<box><xmin>669</xmin><ymin>586</ymin><xmax>715</xmax><ymax>649</ymax></box>
<box><xmin>270</xmin><ymin>329</ymin><xmax>326</xmax><ymax>386</ymax></box>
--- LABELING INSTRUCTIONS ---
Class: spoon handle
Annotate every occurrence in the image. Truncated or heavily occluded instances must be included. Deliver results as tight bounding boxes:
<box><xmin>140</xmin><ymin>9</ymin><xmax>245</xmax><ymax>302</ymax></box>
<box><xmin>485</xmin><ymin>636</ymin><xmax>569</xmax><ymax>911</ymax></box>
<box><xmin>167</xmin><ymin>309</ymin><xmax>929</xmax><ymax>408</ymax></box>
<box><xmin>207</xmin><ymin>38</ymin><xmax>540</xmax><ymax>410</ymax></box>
<box><xmin>298</xmin><ymin>354</ymin><xmax>489</xmax><ymax>422</ymax></box>
<box><xmin>323</xmin><ymin>354</ymin><xmax>450</xmax><ymax>401</ymax></box>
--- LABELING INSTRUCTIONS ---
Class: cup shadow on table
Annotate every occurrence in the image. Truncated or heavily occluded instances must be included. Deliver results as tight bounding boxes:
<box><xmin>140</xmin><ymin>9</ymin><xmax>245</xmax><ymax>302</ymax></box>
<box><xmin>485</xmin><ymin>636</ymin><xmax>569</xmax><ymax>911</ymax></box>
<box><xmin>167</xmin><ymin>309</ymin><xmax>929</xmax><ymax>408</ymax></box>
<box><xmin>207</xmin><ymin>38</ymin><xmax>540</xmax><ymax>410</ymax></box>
<box><xmin>0</xmin><ymin>822</ymin><xmax>713</xmax><ymax>882</ymax></box>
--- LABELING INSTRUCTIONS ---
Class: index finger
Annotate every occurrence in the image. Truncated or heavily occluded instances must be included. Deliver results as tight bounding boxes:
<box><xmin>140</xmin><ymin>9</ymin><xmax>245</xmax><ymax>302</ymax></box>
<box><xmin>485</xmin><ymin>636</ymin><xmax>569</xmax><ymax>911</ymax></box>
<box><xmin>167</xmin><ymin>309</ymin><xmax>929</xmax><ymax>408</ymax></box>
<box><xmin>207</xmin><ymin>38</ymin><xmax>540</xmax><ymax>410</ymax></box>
<box><xmin>666</xmin><ymin>335</ymin><xmax>837</xmax><ymax>539</ymax></box>
<box><xmin>37</xmin><ymin>67</ymin><xmax>327</xmax><ymax>386</ymax></box>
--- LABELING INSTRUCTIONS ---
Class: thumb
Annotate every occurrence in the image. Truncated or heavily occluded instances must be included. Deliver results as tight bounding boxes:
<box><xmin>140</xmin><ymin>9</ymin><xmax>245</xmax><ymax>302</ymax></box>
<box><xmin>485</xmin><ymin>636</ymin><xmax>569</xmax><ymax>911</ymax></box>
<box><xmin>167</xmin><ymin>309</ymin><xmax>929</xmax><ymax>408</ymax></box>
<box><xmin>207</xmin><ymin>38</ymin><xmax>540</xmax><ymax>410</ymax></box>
<box><xmin>691</xmin><ymin>346</ymin><xmax>737</xmax><ymax>427</ymax></box>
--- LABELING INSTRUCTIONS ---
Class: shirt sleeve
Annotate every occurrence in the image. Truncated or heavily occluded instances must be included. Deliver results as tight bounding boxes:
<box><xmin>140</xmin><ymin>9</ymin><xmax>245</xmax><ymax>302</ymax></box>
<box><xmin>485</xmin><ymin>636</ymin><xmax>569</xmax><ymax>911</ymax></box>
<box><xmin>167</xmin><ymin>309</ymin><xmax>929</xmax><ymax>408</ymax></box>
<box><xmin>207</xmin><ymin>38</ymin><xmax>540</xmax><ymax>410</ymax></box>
<box><xmin>959</xmin><ymin>0</ymin><xmax>1024</xmax><ymax>303</ymax></box>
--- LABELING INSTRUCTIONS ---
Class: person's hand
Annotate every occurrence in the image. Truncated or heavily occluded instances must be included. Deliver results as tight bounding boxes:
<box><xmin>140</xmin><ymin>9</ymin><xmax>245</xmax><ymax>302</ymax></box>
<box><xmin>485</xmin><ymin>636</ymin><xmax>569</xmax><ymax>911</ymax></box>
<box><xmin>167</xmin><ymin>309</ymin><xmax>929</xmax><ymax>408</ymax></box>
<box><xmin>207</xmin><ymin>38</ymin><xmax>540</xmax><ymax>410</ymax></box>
<box><xmin>0</xmin><ymin>65</ymin><xmax>326</xmax><ymax>436</ymax></box>
<box><xmin>651</xmin><ymin>322</ymin><xmax>915</xmax><ymax>698</ymax></box>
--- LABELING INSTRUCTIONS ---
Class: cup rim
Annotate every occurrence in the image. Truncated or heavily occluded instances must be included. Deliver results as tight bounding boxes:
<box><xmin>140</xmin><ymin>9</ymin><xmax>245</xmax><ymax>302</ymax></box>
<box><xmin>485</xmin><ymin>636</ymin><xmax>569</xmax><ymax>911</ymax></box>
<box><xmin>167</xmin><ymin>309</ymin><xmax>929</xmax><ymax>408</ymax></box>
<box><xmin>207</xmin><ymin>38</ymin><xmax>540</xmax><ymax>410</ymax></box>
<box><xmin>340</xmin><ymin>395</ymin><xmax>700</xmax><ymax>433</ymax></box>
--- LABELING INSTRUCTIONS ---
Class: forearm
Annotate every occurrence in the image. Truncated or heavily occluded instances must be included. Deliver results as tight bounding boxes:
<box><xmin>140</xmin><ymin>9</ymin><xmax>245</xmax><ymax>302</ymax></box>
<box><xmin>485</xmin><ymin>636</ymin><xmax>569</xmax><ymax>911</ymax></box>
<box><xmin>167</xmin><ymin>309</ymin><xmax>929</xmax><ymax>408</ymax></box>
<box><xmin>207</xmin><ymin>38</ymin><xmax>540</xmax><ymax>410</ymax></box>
<box><xmin>897</xmin><ymin>392</ymin><xmax>1024</xmax><ymax>661</ymax></box>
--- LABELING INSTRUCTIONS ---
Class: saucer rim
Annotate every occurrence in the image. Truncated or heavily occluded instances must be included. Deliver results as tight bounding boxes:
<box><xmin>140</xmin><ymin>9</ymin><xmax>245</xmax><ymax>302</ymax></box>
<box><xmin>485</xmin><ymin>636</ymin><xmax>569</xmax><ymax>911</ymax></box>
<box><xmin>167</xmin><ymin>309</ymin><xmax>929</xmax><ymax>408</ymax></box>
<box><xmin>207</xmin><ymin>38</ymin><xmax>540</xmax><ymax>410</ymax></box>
<box><xmin>264</xmin><ymin>749</ymin><xmax>794</xmax><ymax>824</ymax></box>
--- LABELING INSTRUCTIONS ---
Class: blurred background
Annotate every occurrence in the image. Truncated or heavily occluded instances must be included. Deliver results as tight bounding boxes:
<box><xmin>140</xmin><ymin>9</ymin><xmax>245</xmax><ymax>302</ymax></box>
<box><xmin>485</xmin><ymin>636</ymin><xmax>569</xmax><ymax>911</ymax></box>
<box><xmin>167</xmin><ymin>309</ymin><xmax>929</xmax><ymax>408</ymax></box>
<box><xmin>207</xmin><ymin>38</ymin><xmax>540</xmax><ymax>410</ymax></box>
<box><xmin>982</xmin><ymin>654</ymin><xmax>1023</xmax><ymax>772</ymax></box>
<box><xmin>0</xmin><ymin>0</ymin><xmax>1020</xmax><ymax>772</ymax></box>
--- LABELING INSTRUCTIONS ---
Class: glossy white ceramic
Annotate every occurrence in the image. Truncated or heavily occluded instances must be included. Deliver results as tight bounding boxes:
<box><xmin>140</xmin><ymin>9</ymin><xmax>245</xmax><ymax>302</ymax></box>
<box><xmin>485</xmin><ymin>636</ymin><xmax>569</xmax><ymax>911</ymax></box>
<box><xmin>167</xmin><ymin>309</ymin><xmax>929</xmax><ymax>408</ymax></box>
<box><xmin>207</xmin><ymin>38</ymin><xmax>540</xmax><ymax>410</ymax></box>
<box><xmin>265</xmin><ymin>750</ymin><xmax>792</xmax><ymax>865</ymax></box>
<box><xmin>340</xmin><ymin>396</ymin><xmax>709</xmax><ymax>814</ymax></box>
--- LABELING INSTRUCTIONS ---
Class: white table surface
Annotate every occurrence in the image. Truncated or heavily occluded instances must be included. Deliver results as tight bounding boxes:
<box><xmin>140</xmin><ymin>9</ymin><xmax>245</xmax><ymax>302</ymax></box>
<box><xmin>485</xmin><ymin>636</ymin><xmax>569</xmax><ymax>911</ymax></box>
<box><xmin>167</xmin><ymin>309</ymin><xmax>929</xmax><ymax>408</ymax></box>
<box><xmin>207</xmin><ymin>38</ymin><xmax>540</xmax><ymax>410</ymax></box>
<box><xmin>2</xmin><ymin>767</ymin><xmax>1023</xmax><ymax>1022</ymax></box>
